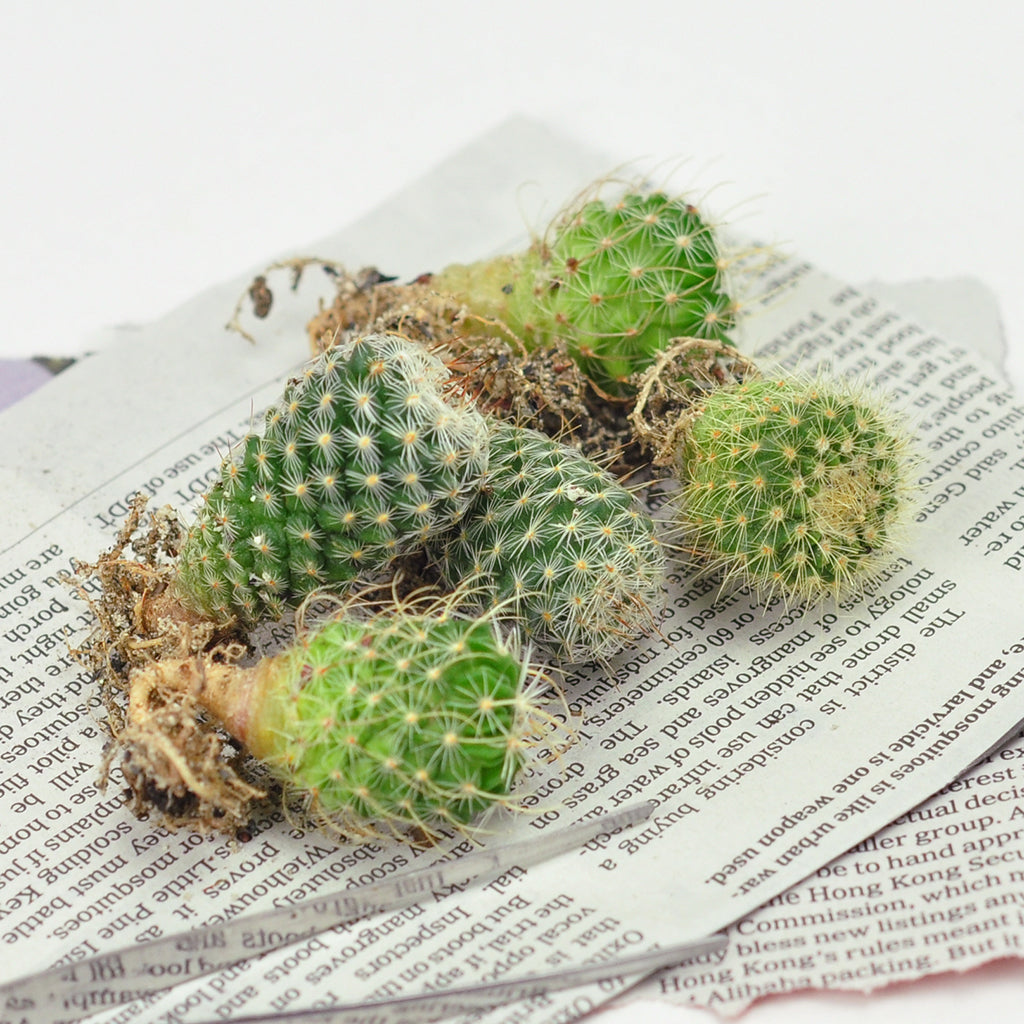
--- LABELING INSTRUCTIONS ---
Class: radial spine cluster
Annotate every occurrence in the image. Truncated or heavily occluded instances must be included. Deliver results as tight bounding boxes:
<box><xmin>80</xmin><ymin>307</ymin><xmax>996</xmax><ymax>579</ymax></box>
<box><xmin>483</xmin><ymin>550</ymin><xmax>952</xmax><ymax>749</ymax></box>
<box><xmin>248</xmin><ymin>609</ymin><xmax>547</xmax><ymax>839</ymax></box>
<box><xmin>676</xmin><ymin>376</ymin><xmax>917</xmax><ymax>603</ymax></box>
<box><xmin>434</xmin><ymin>188</ymin><xmax>736</xmax><ymax>397</ymax></box>
<box><xmin>428</xmin><ymin>422</ymin><xmax>666</xmax><ymax>663</ymax></box>
<box><xmin>175</xmin><ymin>333</ymin><xmax>488</xmax><ymax>623</ymax></box>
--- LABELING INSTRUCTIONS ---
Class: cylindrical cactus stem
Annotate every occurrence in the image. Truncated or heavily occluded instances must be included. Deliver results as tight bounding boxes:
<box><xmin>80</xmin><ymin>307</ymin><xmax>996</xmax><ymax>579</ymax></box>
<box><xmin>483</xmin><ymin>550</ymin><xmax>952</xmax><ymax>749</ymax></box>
<box><xmin>674</xmin><ymin>375</ymin><xmax>918</xmax><ymax>603</ymax></box>
<box><xmin>427</xmin><ymin>421</ymin><xmax>666</xmax><ymax>664</ymax></box>
<box><xmin>158</xmin><ymin>332</ymin><xmax>489</xmax><ymax>628</ymax></box>
<box><xmin>431</xmin><ymin>185</ymin><xmax>738</xmax><ymax>398</ymax></box>
<box><xmin>124</xmin><ymin>601</ymin><xmax>558</xmax><ymax>841</ymax></box>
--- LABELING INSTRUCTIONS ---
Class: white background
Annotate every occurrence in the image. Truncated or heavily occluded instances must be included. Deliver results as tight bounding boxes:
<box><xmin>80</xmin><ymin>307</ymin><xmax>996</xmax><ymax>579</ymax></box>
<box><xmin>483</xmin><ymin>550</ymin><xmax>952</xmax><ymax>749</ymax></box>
<box><xmin>2</xmin><ymin>2</ymin><xmax>1022</xmax><ymax>1021</ymax></box>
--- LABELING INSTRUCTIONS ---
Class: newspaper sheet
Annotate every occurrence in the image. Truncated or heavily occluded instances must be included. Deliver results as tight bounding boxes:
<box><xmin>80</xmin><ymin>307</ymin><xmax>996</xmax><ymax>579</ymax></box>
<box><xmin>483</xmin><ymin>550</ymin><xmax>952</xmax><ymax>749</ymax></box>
<box><xmin>2</xmin><ymin>119</ymin><xmax>1024</xmax><ymax>1023</ymax></box>
<box><xmin>640</xmin><ymin>275</ymin><xmax>1024</xmax><ymax>1015</ymax></box>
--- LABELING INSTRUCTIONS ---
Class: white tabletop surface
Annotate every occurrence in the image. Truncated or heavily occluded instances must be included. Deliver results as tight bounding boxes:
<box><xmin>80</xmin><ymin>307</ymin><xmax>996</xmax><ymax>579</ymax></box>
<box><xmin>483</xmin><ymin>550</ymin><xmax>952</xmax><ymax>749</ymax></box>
<box><xmin>2</xmin><ymin>3</ymin><xmax>1022</xmax><ymax>1020</ymax></box>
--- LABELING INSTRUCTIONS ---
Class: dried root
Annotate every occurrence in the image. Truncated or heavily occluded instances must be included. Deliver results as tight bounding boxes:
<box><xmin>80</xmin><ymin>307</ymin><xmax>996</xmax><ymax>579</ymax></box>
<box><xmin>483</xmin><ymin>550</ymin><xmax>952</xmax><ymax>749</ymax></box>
<box><xmin>71</xmin><ymin>496</ymin><xmax>265</xmax><ymax>835</ymax></box>
<box><xmin>71</xmin><ymin>496</ymin><xmax>238</xmax><ymax>696</ymax></box>
<box><xmin>629</xmin><ymin>337</ymin><xmax>758</xmax><ymax>466</ymax></box>
<box><xmin>106</xmin><ymin>647</ymin><xmax>273</xmax><ymax>833</ymax></box>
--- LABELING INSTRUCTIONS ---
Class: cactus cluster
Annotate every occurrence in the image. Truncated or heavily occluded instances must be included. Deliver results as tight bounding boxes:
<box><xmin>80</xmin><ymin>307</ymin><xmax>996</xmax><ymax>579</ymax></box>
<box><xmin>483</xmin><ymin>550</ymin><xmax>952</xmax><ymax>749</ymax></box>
<box><xmin>90</xmin><ymin>171</ymin><xmax>925</xmax><ymax>844</ymax></box>
<box><xmin>129</xmin><ymin>603</ymin><xmax>552</xmax><ymax>840</ymax></box>
<box><xmin>174</xmin><ymin>333</ymin><xmax>488</xmax><ymax>624</ymax></box>
<box><xmin>676</xmin><ymin>376</ymin><xmax>917</xmax><ymax>603</ymax></box>
<box><xmin>427</xmin><ymin>422</ymin><xmax>665</xmax><ymax>663</ymax></box>
<box><xmin>433</xmin><ymin>188</ymin><xmax>736</xmax><ymax>397</ymax></box>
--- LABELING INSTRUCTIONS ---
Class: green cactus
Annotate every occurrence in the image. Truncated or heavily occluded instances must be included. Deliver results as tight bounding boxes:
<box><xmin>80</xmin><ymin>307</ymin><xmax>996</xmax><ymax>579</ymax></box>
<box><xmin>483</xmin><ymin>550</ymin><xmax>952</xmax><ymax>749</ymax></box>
<box><xmin>432</xmin><ymin>186</ymin><xmax>736</xmax><ymax>397</ymax></box>
<box><xmin>174</xmin><ymin>333</ymin><xmax>488</xmax><ymax>624</ymax></box>
<box><xmin>675</xmin><ymin>376</ymin><xmax>917</xmax><ymax>603</ymax></box>
<box><xmin>128</xmin><ymin>602</ymin><xmax>554</xmax><ymax>840</ymax></box>
<box><xmin>427</xmin><ymin>421</ymin><xmax>666</xmax><ymax>663</ymax></box>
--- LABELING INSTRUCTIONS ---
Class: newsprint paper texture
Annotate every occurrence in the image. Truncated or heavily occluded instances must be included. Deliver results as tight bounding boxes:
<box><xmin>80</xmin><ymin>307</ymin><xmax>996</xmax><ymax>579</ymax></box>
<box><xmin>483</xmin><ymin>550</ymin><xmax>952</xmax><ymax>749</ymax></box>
<box><xmin>2</xmin><ymin>120</ymin><xmax>1024</xmax><ymax>1023</ymax></box>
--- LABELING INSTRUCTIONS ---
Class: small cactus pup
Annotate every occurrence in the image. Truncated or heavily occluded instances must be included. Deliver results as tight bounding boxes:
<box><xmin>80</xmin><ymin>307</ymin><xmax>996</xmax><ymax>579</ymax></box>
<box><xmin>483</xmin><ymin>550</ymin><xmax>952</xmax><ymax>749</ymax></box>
<box><xmin>430</xmin><ymin>182</ymin><xmax>738</xmax><ymax>397</ymax></box>
<box><xmin>426</xmin><ymin>421</ymin><xmax>666</xmax><ymax>664</ymax></box>
<box><xmin>120</xmin><ymin>597</ymin><xmax>559</xmax><ymax>841</ymax></box>
<box><xmin>674</xmin><ymin>375</ymin><xmax>918</xmax><ymax>604</ymax></box>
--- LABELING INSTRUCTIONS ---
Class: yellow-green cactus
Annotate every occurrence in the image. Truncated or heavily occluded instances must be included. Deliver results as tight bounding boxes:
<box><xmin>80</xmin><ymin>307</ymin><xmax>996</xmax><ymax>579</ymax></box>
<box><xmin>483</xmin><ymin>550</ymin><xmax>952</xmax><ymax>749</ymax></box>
<box><xmin>676</xmin><ymin>376</ymin><xmax>918</xmax><ymax>603</ymax></box>
<box><xmin>130</xmin><ymin>603</ymin><xmax>554</xmax><ymax>841</ymax></box>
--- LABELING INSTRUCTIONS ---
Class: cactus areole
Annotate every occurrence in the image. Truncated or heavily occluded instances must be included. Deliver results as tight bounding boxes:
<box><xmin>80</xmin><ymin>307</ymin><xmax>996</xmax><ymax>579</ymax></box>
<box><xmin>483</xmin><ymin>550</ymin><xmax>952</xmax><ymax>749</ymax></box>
<box><xmin>677</xmin><ymin>377</ymin><xmax>917</xmax><ymax>603</ymax></box>
<box><xmin>174</xmin><ymin>334</ymin><xmax>488</xmax><ymax>624</ymax></box>
<box><xmin>432</xmin><ymin>188</ymin><xmax>736</xmax><ymax>397</ymax></box>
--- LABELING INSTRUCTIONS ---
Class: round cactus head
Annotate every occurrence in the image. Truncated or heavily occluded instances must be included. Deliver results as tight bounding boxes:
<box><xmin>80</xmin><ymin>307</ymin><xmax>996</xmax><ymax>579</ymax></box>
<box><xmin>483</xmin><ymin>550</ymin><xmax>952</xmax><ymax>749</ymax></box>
<box><xmin>675</xmin><ymin>375</ymin><xmax>918</xmax><ymax>603</ymax></box>
<box><xmin>122</xmin><ymin>597</ymin><xmax>559</xmax><ymax>842</ymax></box>
<box><xmin>433</xmin><ymin>184</ymin><xmax>737</xmax><ymax>397</ymax></box>
<box><xmin>174</xmin><ymin>333</ymin><xmax>488</xmax><ymax>624</ymax></box>
<box><xmin>428</xmin><ymin>421</ymin><xmax>666</xmax><ymax>664</ymax></box>
<box><xmin>249</xmin><ymin>608</ymin><xmax>551</xmax><ymax>840</ymax></box>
